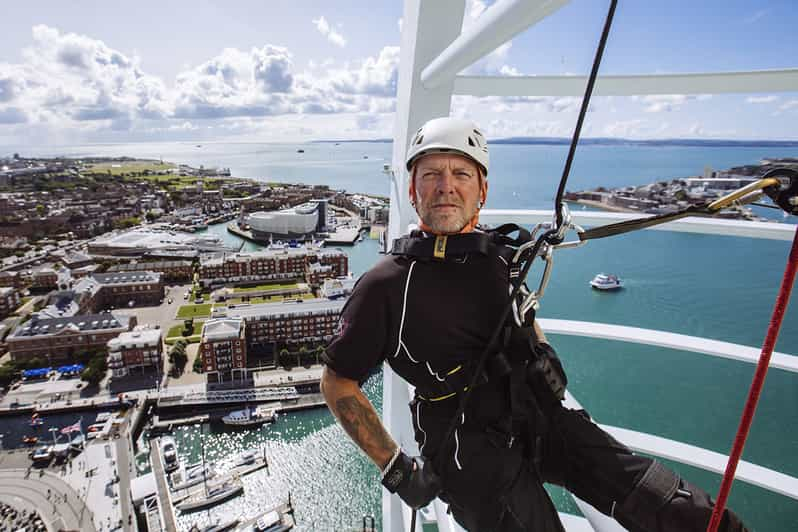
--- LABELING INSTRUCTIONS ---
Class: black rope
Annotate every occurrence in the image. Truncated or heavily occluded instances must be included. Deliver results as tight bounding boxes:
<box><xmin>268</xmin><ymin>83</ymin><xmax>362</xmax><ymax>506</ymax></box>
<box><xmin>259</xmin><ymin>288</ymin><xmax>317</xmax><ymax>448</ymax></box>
<box><xmin>552</xmin><ymin>0</ymin><xmax>618</xmax><ymax>238</ymax></box>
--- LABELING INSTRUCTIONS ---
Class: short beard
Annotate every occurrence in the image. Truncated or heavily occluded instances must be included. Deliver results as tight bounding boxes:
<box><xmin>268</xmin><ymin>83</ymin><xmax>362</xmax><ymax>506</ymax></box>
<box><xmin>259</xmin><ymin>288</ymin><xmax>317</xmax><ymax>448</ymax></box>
<box><xmin>415</xmin><ymin>195</ymin><xmax>478</xmax><ymax>234</ymax></box>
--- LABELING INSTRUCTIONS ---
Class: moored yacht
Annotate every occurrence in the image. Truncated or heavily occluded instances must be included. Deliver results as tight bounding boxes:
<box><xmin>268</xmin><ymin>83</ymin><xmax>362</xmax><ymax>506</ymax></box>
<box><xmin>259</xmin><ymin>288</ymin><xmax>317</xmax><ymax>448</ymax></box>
<box><xmin>221</xmin><ymin>406</ymin><xmax>276</xmax><ymax>427</ymax></box>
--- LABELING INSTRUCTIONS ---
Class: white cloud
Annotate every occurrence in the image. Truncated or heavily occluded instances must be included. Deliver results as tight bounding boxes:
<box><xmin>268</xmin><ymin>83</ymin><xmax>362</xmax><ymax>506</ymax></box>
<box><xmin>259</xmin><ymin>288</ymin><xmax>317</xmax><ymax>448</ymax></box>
<box><xmin>635</xmin><ymin>94</ymin><xmax>695</xmax><ymax>113</ymax></box>
<box><xmin>328</xmin><ymin>46</ymin><xmax>399</xmax><ymax>97</ymax></box>
<box><xmin>779</xmin><ymin>99</ymin><xmax>798</xmax><ymax>111</ymax></box>
<box><xmin>746</xmin><ymin>95</ymin><xmax>778</xmax><ymax>104</ymax></box>
<box><xmin>1</xmin><ymin>25</ymin><xmax>172</xmax><ymax>128</ymax></box>
<box><xmin>744</xmin><ymin>9</ymin><xmax>770</xmax><ymax>25</ymax></box>
<box><xmin>312</xmin><ymin>16</ymin><xmax>347</xmax><ymax>48</ymax></box>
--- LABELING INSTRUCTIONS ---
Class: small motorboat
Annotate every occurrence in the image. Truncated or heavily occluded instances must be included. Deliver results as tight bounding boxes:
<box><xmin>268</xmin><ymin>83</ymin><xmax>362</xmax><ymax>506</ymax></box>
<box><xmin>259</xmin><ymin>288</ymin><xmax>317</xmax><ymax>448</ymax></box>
<box><xmin>590</xmin><ymin>273</ymin><xmax>622</xmax><ymax>291</ymax></box>
<box><xmin>22</xmin><ymin>436</ymin><xmax>38</xmax><ymax>445</ymax></box>
<box><xmin>29</xmin><ymin>414</ymin><xmax>44</xmax><ymax>427</ymax></box>
<box><xmin>30</xmin><ymin>445</ymin><xmax>53</xmax><ymax>463</ymax></box>
<box><xmin>161</xmin><ymin>436</ymin><xmax>179</xmax><ymax>472</ymax></box>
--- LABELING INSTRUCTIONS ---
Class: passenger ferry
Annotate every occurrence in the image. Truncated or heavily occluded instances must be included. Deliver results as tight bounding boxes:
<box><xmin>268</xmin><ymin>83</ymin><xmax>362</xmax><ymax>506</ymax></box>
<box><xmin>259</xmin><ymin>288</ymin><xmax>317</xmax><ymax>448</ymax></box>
<box><xmin>590</xmin><ymin>273</ymin><xmax>622</xmax><ymax>291</ymax></box>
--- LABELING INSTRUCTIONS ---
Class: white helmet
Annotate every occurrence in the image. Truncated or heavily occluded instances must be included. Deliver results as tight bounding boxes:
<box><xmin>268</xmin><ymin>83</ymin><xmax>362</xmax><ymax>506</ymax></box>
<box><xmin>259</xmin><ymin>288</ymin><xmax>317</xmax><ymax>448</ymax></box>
<box><xmin>405</xmin><ymin>117</ymin><xmax>489</xmax><ymax>177</ymax></box>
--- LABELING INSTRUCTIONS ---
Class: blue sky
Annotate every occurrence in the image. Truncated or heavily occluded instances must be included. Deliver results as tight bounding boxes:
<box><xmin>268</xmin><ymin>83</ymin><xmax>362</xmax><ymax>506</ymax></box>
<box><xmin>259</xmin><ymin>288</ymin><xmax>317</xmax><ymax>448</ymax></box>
<box><xmin>0</xmin><ymin>0</ymin><xmax>796</xmax><ymax>146</ymax></box>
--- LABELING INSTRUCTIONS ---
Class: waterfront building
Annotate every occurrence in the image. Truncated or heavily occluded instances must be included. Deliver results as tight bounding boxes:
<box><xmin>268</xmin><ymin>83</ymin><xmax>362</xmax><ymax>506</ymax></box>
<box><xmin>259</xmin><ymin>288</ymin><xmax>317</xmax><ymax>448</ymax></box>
<box><xmin>199</xmin><ymin>244</ymin><xmax>347</xmax><ymax>287</ymax></box>
<box><xmin>106</xmin><ymin>260</ymin><xmax>193</xmax><ymax>282</ymax></box>
<box><xmin>220</xmin><ymin>297</ymin><xmax>345</xmax><ymax>348</ymax></box>
<box><xmin>7</xmin><ymin>312</ymin><xmax>135</xmax><ymax>363</ymax></box>
<box><xmin>246</xmin><ymin>199</ymin><xmax>329</xmax><ymax>240</ymax></box>
<box><xmin>88</xmin><ymin>226</ymin><xmax>234</xmax><ymax>256</ymax></box>
<box><xmin>107</xmin><ymin>326</ymin><xmax>162</xmax><ymax>378</ymax></box>
<box><xmin>0</xmin><ymin>286</ymin><xmax>21</xmax><ymax>319</ymax></box>
<box><xmin>200</xmin><ymin>317</ymin><xmax>247</xmax><ymax>383</ymax></box>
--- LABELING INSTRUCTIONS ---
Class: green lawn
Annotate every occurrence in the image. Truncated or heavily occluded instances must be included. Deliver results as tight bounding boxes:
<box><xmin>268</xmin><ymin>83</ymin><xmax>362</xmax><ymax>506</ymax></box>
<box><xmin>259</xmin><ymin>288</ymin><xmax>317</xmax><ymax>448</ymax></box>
<box><xmin>167</xmin><ymin>321</ymin><xmax>204</xmax><ymax>338</ymax></box>
<box><xmin>176</xmin><ymin>304</ymin><xmax>212</xmax><ymax>319</ymax></box>
<box><xmin>87</xmin><ymin>161</ymin><xmax>175</xmax><ymax>176</ymax></box>
<box><xmin>232</xmin><ymin>282</ymin><xmax>298</xmax><ymax>293</ymax></box>
<box><xmin>165</xmin><ymin>321</ymin><xmax>204</xmax><ymax>345</ymax></box>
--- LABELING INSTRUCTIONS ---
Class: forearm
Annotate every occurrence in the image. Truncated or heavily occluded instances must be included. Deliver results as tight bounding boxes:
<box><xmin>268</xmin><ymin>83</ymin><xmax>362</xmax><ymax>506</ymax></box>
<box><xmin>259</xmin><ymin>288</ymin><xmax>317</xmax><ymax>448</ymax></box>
<box><xmin>321</xmin><ymin>366</ymin><xmax>397</xmax><ymax>469</ymax></box>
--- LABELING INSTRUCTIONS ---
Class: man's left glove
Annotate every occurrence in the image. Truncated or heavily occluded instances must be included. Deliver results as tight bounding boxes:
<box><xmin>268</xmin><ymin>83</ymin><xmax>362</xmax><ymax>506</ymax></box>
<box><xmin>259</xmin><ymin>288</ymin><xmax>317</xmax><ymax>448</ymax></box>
<box><xmin>381</xmin><ymin>450</ymin><xmax>442</xmax><ymax>509</ymax></box>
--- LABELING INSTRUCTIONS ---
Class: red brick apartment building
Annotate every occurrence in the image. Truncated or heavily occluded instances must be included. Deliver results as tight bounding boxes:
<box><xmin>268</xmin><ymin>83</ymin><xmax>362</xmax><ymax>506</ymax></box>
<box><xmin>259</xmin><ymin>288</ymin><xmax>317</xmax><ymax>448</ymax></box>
<box><xmin>107</xmin><ymin>327</ymin><xmax>163</xmax><ymax>378</ymax></box>
<box><xmin>0</xmin><ymin>287</ymin><xmax>21</xmax><ymax>319</ymax></box>
<box><xmin>73</xmin><ymin>271</ymin><xmax>164</xmax><ymax>311</ymax></box>
<box><xmin>6</xmin><ymin>312</ymin><xmax>135</xmax><ymax>364</ymax></box>
<box><xmin>222</xmin><ymin>297</ymin><xmax>346</xmax><ymax>347</ymax></box>
<box><xmin>199</xmin><ymin>246</ymin><xmax>347</xmax><ymax>287</ymax></box>
<box><xmin>106</xmin><ymin>260</ymin><xmax>193</xmax><ymax>282</ymax></box>
<box><xmin>200</xmin><ymin>317</ymin><xmax>247</xmax><ymax>383</ymax></box>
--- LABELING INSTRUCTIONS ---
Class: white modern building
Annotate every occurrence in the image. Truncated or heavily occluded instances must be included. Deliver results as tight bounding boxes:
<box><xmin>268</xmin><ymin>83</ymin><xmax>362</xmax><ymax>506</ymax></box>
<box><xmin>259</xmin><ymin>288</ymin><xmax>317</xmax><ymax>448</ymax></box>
<box><xmin>247</xmin><ymin>200</ymin><xmax>329</xmax><ymax>240</ymax></box>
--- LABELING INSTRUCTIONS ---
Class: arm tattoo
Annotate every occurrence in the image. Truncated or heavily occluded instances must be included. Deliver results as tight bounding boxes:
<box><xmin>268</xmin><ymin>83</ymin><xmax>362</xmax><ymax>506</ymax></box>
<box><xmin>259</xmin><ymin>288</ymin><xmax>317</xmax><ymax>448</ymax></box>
<box><xmin>335</xmin><ymin>395</ymin><xmax>395</xmax><ymax>464</ymax></box>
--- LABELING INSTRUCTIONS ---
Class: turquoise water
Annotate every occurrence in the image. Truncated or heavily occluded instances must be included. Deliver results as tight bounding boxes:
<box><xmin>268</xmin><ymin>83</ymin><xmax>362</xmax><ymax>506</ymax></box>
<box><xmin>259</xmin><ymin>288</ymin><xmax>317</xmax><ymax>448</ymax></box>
<box><xmin>14</xmin><ymin>141</ymin><xmax>798</xmax><ymax>529</ymax></box>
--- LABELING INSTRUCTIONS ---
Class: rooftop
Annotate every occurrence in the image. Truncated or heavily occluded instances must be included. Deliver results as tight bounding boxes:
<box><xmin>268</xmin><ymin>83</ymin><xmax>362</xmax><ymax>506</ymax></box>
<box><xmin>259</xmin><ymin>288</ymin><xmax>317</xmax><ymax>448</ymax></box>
<box><xmin>108</xmin><ymin>327</ymin><xmax>162</xmax><ymax>350</ymax></box>
<box><xmin>222</xmin><ymin>298</ymin><xmax>345</xmax><ymax>321</ymax></box>
<box><xmin>202</xmin><ymin>317</ymin><xmax>244</xmax><ymax>341</ymax></box>
<box><xmin>9</xmin><ymin>311</ymin><xmax>130</xmax><ymax>339</ymax></box>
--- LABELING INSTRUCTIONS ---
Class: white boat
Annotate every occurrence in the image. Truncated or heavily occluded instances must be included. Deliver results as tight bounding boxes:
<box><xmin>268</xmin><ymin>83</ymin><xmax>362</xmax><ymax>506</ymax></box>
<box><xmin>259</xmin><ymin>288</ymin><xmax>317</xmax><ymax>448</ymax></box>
<box><xmin>175</xmin><ymin>479</ymin><xmax>243</xmax><ymax>512</ymax></box>
<box><xmin>221</xmin><ymin>406</ymin><xmax>276</xmax><ymax>427</ymax></box>
<box><xmin>171</xmin><ymin>463</ymin><xmax>216</xmax><ymax>491</ymax></box>
<box><xmin>52</xmin><ymin>442</ymin><xmax>71</xmax><ymax>459</ymax></box>
<box><xmin>161</xmin><ymin>436</ymin><xmax>179</xmax><ymax>472</ymax></box>
<box><xmin>590</xmin><ymin>273</ymin><xmax>622</xmax><ymax>291</ymax></box>
<box><xmin>30</xmin><ymin>445</ymin><xmax>53</xmax><ymax>462</ymax></box>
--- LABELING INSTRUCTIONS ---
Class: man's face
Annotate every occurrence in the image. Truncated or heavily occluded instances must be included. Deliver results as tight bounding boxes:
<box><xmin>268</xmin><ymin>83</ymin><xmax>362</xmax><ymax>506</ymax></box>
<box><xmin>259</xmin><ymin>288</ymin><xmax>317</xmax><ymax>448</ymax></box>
<box><xmin>412</xmin><ymin>153</ymin><xmax>486</xmax><ymax>234</ymax></box>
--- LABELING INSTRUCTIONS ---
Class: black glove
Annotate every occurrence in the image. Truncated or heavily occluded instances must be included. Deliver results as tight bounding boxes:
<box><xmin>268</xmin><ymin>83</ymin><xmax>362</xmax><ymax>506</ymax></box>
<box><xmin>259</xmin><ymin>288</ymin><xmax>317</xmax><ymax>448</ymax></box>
<box><xmin>381</xmin><ymin>451</ymin><xmax>442</xmax><ymax>509</ymax></box>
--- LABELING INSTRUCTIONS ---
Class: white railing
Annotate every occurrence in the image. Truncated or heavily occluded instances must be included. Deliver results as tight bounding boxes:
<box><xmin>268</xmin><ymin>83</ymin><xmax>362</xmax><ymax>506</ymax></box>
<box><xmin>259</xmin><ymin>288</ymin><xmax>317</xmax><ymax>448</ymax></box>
<box><xmin>388</xmin><ymin>0</ymin><xmax>798</xmax><ymax>530</ymax></box>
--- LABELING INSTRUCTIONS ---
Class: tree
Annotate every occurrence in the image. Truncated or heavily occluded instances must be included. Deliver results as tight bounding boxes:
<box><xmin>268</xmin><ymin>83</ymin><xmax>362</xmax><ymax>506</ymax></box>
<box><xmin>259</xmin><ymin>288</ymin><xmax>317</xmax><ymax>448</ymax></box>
<box><xmin>315</xmin><ymin>345</ymin><xmax>325</xmax><ymax>366</ymax></box>
<box><xmin>193</xmin><ymin>355</ymin><xmax>203</xmax><ymax>373</ymax></box>
<box><xmin>183</xmin><ymin>319</ymin><xmax>194</xmax><ymax>336</ymax></box>
<box><xmin>279</xmin><ymin>348</ymin><xmax>292</xmax><ymax>370</ymax></box>
<box><xmin>35</xmin><ymin>204</ymin><xmax>46</xmax><ymax>217</ymax></box>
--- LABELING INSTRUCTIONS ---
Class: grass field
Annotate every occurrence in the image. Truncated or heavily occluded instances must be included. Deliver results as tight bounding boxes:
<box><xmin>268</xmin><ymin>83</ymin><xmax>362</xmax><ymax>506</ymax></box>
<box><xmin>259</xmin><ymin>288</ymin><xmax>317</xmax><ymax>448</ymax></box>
<box><xmin>166</xmin><ymin>322</ymin><xmax>204</xmax><ymax>338</ymax></box>
<box><xmin>87</xmin><ymin>161</ymin><xmax>175</xmax><ymax>176</ymax></box>
<box><xmin>226</xmin><ymin>293</ymin><xmax>315</xmax><ymax>305</ymax></box>
<box><xmin>176</xmin><ymin>304</ymin><xmax>213</xmax><ymax>319</ymax></box>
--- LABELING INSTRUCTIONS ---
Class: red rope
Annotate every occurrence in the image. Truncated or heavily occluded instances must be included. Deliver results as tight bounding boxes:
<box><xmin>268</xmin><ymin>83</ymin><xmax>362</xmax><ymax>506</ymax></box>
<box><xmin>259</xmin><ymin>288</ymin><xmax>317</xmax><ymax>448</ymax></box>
<box><xmin>707</xmin><ymin>226</ymin><xmax>798</xmax><ymax>532</ymax></box>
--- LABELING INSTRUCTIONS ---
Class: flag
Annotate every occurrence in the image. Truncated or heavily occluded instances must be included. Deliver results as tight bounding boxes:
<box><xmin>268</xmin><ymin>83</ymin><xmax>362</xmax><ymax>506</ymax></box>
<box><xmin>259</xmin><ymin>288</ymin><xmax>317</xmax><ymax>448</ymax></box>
<box><xmin>61</xmin><ymin>419</ymin><xmax>81</xmax><ymax>435</ymax></box>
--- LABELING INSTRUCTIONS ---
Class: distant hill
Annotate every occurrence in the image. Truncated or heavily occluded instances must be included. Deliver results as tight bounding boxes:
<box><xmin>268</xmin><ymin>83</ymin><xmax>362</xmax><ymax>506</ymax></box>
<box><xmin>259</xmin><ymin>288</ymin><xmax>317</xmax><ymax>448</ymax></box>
<box><xmin>314</xmin><ymin>137</ymin><xmax>798</xmax><ymax>147</ymax></box>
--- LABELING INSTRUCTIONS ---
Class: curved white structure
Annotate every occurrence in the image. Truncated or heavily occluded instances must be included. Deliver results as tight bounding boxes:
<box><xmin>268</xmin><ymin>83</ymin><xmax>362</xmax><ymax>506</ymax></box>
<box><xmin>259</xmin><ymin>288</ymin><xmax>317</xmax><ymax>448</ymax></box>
<box><xmin>248</xmin><ymin>203</ymin><xmax>319</xmax><ymax>237</ymax></box>
<box><xmin>388</xmin><ymin>1</ymin><xmax>798</xmax><ymax>531</ymax></box>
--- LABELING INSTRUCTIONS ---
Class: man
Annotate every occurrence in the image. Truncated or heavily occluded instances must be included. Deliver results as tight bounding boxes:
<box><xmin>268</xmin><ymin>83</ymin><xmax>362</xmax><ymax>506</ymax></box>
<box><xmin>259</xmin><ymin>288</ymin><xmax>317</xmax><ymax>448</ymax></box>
<box><xmin>321</xmin><ymin>117</ymin><xmax>747</xmax><ymax>531</ymax></box>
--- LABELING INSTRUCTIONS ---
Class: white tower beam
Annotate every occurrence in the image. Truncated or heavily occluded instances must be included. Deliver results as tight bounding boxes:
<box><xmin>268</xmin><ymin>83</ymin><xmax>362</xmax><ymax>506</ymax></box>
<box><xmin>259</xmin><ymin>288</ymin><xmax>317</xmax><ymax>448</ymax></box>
<box><xmin>420</xmin><ymin>0</ymin><xmax>570</xmax><ymax>90</ymax></box>
<box><xmin>455</xmin><ymin>68</ymin><xmax>798</xmax><ymax>96</ymax></box>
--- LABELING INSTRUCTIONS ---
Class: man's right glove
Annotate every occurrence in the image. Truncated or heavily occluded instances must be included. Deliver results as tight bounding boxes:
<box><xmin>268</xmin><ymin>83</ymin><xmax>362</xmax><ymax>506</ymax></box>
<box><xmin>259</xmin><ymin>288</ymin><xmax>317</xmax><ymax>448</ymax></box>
<box><xmin>380</xmin><ymin>450</ymin><xmax>442</xmax><ymax>509</ymax></box>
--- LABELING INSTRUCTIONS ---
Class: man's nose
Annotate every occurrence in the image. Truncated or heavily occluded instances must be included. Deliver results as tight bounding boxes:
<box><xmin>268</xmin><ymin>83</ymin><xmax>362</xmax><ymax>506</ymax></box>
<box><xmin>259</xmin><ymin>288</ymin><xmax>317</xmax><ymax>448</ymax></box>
<box><xmin>434</xmin><ymin>170</ymin><xmax>456</xmax><ymax>193</ymax></box>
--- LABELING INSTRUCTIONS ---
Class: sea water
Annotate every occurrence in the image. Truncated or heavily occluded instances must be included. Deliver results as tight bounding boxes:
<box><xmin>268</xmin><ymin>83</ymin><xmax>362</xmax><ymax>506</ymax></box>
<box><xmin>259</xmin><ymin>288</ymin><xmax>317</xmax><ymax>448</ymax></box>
<box><xmin>6</xmin><ymin>141</ymin><xmax>797</xmax><ymax>530</ymax></box>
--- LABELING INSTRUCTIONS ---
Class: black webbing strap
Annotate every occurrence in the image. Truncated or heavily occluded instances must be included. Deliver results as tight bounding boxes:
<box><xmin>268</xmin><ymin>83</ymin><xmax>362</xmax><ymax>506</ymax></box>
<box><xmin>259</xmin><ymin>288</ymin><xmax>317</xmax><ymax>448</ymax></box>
<box><xmin>390</xmin><ymin>231</ymin><xmax>492</xmax><ymax>259</ymax></box>
<box><xmin>578</xmin><ymin>204</ymin><xmax>710</xmax><ymax>241</ymax></box>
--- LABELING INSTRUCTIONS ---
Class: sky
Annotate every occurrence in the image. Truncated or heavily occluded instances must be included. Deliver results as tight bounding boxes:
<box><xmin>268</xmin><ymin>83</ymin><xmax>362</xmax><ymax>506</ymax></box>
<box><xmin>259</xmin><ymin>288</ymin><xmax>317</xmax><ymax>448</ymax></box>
<box><xmin>0</xmin><ymin>0</ymin><xmax>797</xmax><ymax>147</ymax></box>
